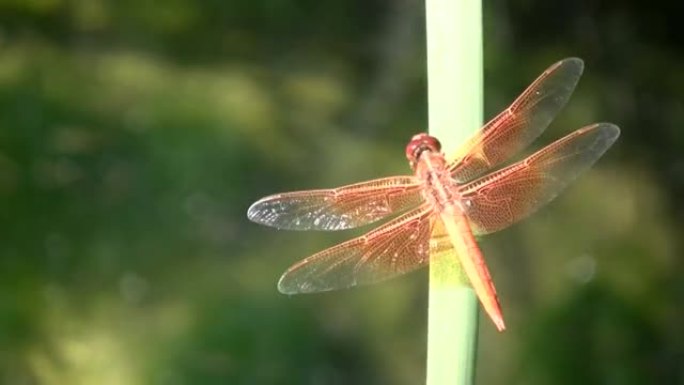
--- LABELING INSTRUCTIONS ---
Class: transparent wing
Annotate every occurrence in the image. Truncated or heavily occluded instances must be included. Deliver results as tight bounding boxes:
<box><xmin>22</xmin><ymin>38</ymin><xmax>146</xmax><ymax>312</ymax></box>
<box><xmin>428</xmin><ymin>220</ymin><xmax>453</xmax><ymax>269</ymax></box>
<box><xmin>278</xmin><ymin>204</ymin><xmax>434</xmax><ymax>293</ymax></box>
<box><xmin>460</xmin><ymin>123</ymin><xmax>620</xmax><ymax>235</ymax></box>
<box><xmin>247</xmin><ymin>176</ymin><xmax>423</xmax><ymax>231</ymax></box>
<box><xmin>449</xmin><ymin>58</ymin><xmax>585</xmax><ymax>182</ymax></box>
<box><xmin>427</xmin><ymin>219</ymin><xmax>469</xmax><ymax>282</ymax></box>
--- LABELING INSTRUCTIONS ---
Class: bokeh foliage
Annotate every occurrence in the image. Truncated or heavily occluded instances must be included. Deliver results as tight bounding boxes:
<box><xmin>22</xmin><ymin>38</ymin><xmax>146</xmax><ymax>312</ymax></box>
<box><xmin>0</xmin><ymin>0</ymin><xmax>682</xmax><ymax>384</ymax></box>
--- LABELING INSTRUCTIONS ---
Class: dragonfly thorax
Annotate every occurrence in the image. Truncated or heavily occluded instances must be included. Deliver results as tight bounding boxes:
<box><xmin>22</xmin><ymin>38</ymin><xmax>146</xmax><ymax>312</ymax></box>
<box><xmin>406</xmin><ymin>133</ymin><xmax>441</xmax><ymax>170</ymax></box>
<box><xmin>414</xmin><ymin>150</ymin><xmax>465</xmax><ymax>213</ymax></box>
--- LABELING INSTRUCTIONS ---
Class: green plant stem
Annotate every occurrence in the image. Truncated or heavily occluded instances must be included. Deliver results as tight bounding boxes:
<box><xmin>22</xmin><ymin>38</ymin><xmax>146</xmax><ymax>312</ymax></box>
<box><xmin>425</xmin><ymin>1</ymin><xmax>482</xmax><ymax>385</ymax></box>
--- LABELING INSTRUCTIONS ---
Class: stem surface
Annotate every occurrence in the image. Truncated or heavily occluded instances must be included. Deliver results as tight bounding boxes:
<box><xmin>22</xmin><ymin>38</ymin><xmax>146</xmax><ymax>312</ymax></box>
<box><xmin>425</xmin><ymin>0</ymin><xmax>483</xmax><ymax>384</ymax></box>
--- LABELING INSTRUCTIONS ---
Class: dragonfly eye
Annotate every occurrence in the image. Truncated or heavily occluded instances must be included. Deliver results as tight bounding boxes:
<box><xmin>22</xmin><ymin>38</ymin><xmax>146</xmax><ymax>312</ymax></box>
<box><xmin>405</xmin><ymin>133</ymin><xmax>442</xmax><ymax>164</ymax></box>
<box><xmin>424</xmin><ymin>136</ymin><xmax>442</xmax><ymax>152</ymax></box>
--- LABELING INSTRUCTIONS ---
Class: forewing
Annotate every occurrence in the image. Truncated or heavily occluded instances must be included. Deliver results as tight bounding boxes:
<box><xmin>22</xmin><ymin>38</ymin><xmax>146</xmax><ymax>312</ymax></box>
<box><xmin>278</xmin><ymin>204</ymin><xmax>433</xmax><ymax>293</ymax></box>
<box><xmin>460</xmin><ymin>123</ymin><xmax>620</xmax><ymax>235</ymax></box>
<box><xmin>247</xmin><ymin>176</ymin><xmax>423</xmax><ymax>231</ymax></box>
<box><xmin>449</xmin><ymin>58</ymin><xmax>585</xmax><ymax>182</ymax></box>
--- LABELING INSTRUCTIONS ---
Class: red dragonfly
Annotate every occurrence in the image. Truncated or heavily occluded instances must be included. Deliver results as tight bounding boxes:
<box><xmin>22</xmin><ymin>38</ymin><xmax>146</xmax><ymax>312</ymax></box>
<box><xmin>247</xmin><ymin>58</ymin><xmax>619</xmax><ymax>331</ymax></box>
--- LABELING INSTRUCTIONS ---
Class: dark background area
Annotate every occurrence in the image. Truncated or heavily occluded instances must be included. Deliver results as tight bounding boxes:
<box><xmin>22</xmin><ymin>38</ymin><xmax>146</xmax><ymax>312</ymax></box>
<box><xmin>0</xmin><ymin>0</ymin><xmax>682</xmax><ymax>384</ymax></box>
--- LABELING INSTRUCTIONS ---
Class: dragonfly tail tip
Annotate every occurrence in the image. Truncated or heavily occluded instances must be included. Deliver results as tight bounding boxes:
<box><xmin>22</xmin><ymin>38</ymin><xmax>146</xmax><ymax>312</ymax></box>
<box><xmin>495</xmin><ymin>317</ymin><xmax>506</xmax><ymax>332</ymax></box>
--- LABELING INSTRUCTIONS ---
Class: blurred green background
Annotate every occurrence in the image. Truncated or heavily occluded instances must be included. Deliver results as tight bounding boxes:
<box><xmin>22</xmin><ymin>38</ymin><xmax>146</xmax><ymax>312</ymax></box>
<box><xmin>0</xmin><ymin>0</ymin><xmax>682</xmax><ymax>384</ymax></box>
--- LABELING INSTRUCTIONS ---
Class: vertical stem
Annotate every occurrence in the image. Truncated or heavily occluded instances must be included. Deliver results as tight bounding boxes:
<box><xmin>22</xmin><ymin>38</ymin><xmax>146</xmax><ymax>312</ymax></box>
<box><xmin>425</xmin><ymin>1</ymin><xmax>482</xmax><ymax>385</ymax></box>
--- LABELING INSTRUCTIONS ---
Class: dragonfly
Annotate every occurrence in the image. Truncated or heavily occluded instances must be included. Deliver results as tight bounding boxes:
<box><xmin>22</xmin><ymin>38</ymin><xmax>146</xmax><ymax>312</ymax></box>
<box><xmin>247</xmin><ymin>58</ymin><xmax>620</xmax><ymax>331</ymax></box>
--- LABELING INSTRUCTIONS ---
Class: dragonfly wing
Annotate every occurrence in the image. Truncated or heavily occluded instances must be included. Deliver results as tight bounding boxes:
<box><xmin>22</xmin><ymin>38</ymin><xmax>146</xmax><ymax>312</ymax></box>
<box><xmin>247</xmin><ymin>176</ymin><xmax>423</xmax><ymax>231</ymax></box>
<box><xmin>278</xmin><ymin>204</ymin><xmax>433</xmax><ymax>293</ymax></box>
<box><xmin>460</xmin><ymin>123</ymin><xmax>620</xmax><ymax>235</ymax></box>
<box><xmin>449</xmin><ymin>58</ymin><xmax>585</xmax><ymax>182</ymax></box>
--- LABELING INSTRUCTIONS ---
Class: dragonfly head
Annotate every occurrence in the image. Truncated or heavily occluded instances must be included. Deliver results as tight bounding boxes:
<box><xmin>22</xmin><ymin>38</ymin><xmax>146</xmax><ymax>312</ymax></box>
<box><xmin>406</xmin><ymin>133</ymin><xmax>441</xmax><ymax>169</ymax></box>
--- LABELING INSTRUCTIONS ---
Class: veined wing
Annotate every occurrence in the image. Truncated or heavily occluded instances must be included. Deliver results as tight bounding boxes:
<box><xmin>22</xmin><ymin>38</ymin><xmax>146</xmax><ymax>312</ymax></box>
<box><xmin>247</xmin><ymin>176</ymin><xmax>422</xmax><ymax>231</ymax></box>
<box><xmin>278</xmin><ymin>204</ymin><xmax>433</xmax><ymax>293</ymax></box>
<box><xmin>460</xmin><ymin>123</ymin><xmax>620</xmax><ymax>235</ymax></box>
<box><xmin>427</xmin><ymin>220</ymin><xmax>460</xmax><ymax>279</ymax></box>
<box><xmin>449</xmin><ymin>58</ymin><xmax>585</xmax><ymax>182</ymax></box>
